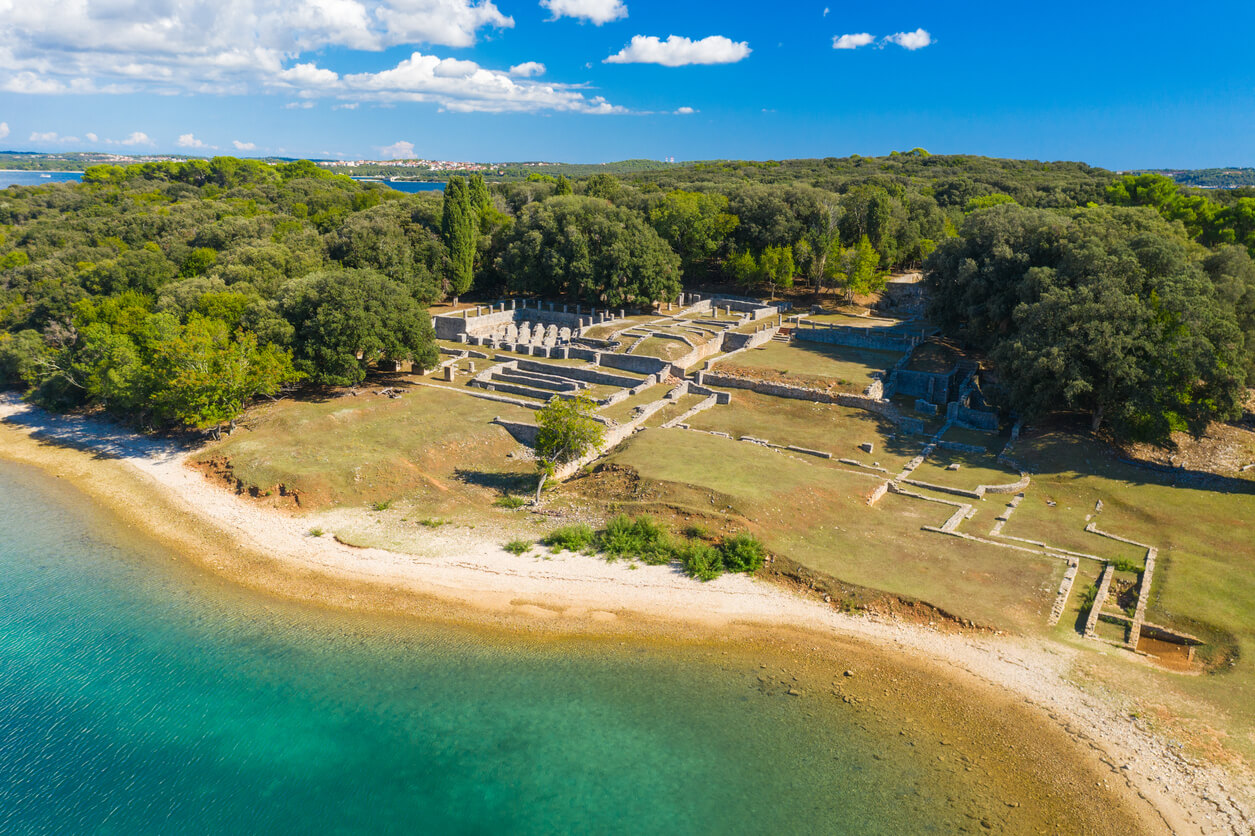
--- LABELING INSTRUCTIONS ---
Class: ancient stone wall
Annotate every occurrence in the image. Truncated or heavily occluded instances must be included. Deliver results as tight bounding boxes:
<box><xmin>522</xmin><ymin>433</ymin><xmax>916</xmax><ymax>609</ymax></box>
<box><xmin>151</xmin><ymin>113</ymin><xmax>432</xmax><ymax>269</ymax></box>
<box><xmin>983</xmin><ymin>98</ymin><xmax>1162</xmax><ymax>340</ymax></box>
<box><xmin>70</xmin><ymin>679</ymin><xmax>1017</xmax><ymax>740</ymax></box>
<box><xmin>794</xmin><ymin>323</ymin><xmax>921</xmax><ymax>352</ymax></box>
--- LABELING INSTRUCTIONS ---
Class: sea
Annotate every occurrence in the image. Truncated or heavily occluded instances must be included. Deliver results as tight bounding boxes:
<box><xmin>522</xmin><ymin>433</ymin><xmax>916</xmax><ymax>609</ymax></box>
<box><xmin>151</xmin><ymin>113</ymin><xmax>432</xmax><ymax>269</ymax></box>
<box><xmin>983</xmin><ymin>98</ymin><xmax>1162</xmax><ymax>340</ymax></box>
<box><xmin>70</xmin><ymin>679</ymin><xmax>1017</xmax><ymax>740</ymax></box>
<box><xmin>0</xmin><ymin>458</ymin><xmax>991</xmax><ymax>835</ymax></box>
<box><xmin>0</xmin><ymin>172</ymin><xmax>443</xmax><ymax>193</ymax></box>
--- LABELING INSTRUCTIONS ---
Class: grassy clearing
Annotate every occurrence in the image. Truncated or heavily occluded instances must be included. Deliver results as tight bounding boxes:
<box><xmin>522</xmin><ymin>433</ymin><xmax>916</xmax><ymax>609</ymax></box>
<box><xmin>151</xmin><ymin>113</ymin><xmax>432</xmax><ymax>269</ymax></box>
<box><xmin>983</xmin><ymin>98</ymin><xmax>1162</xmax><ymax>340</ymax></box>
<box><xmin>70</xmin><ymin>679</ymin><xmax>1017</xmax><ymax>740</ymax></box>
<box><xmin>598</xmin><ymin>384</ymin><xmax>668</xmax><ymax>424</ymax></box>
<box><xmin>1012</xmin><ymin>430</ymin><xmax>1255</xmax><ymax>748</ymax></box>
<box><xmin>908</xmin><ymin>449</ymin><xmax>1023</xmax><ymax>490</ymax></box>
<box><xmin>596</xmin><ymin>428</ymin><xmax>1060</xmax><ymax>632</ymax></box>
<box><xmin>642</xmin><ymin>394</ymin><xmax>708</xmax><ymax>429</ymax></box>
<box><xmin>202</xmin><ymin>385</ymin><xmax>536</xmax><ymax>511</ymax></box>
<box><xmin>685</xmin><ymin>390</ymin><xmax>920</xmax><ymax>473</ymax></box>
<box><xmin>722</xmin><ymin>341</ymin><xmax>901</xmax><ymax>391</ymax></box>
<box><xmin>631</xmin><ymin>336</ymin><xmax>691</xmax><ymax>361</ymax></box>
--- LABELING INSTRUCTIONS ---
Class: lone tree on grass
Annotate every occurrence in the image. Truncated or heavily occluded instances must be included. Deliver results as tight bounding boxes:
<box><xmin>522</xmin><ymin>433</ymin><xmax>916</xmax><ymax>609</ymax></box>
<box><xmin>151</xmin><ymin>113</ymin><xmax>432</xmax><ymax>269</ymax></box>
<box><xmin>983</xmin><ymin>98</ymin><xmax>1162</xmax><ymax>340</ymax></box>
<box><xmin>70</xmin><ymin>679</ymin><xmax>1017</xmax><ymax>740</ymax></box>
<box><xmin>533</xmin><ymin>395</ymin><xmax>605</xmax><ymax>503</ymax></box>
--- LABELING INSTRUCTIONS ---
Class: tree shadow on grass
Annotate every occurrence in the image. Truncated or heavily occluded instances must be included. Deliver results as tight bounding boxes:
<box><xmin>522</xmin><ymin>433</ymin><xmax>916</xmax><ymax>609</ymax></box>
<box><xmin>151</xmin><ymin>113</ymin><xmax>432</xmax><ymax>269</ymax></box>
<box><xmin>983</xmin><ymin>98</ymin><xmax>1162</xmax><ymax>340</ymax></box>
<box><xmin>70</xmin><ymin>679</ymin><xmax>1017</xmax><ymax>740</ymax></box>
<box><xmin>453</xmin><ymin>467</ymin><xmax>536</xmax><ymax>496</ymax></box>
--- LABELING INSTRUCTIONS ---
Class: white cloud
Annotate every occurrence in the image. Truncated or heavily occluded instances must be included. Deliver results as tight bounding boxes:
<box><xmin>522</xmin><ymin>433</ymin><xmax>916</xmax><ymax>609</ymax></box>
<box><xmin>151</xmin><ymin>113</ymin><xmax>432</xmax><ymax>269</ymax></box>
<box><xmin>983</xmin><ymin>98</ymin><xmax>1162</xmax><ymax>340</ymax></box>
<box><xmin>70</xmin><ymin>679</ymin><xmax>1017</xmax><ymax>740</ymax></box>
<box><xmin>885</xmin><ymin>28</ymin><xmax>932</xmax><ymax>50</ymax></box>
<box><xmin>540</xmin><ymin>0</ymin><xmax>627</xmax><ymax>25</ymax></box>
<box><xmin>822</xmin><ymin>7</ymin><xmax>829</xmax><ymax>16</ymax></box>
<box><xmin>177</xmin><ymin>132</ymin><xmax>209</xmax><ymax>148</ymax></box>
<box><xmin>508</xmin><ymin>61</ymin><xmax>546</xmax><ymax>78</ymax></box>
<box><xmin>282</xmin><ymin>100</ymin><xmax>316</xmax><ymax>109</ymax></box>
<box><xmin>85</xmin><ymin>131</ymin><xmax>98</xmax><ymax>142</ymax></box>
<box><xmin>0</xmin><ymin>0</ymin><xmax>621</xmax><ymax>115</ymax></box>
<box><xmin>29</xmin><ymin>130</ymin><xmax>79</xmax><ymax>144</ymax></box>
<box><xmin>380</xmin><ymin>140</ymin><xmax>416</xmax><ymax>158</ymax></box>
<box><xmin>604</xmin><ymin>35</ymin><xmax>750</xmax><ymax>67</ymax></box>
<box><xmin>0</xmin><ymin>122</ymin><xmax>8</xmax><ymax>139</ymax></box>
<box><xmin>339</xmin><ymin>51</ymin><xmax>626</xmax><ymax>113</ymax></box>
<box><xmin>233</xmin><ymin>139</ymin><xmax>257</xmax><ymax>150</ymax></box>
<box><xmin>332</xmin><ymin>102</ymin><xmax>360</xmax><ymax>110</ymax></box>
<box><xmin>674</xmin><ymin>106</ymin><xmax>696</xmax><ymax>115</ymax></box>
<box><xmin>832</xmin><ymin>32</ymin><xmax>874</xmax><ymax>50</ymax></box>
<box><xmin>119</xmin><ymin>131</ymin><xmax>152</xmax><ymax>145</ymax></box>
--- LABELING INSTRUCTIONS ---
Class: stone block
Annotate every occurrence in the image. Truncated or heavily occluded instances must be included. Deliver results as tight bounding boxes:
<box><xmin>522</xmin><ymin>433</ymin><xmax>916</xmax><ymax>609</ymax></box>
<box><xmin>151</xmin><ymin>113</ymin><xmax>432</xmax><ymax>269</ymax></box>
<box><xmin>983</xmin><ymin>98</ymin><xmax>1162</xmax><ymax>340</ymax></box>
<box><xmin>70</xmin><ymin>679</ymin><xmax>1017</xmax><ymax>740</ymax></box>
<box><xmin>859</xmin><ymin>442</ymin><xmax>874</xmax><ymax>454</ymax></box>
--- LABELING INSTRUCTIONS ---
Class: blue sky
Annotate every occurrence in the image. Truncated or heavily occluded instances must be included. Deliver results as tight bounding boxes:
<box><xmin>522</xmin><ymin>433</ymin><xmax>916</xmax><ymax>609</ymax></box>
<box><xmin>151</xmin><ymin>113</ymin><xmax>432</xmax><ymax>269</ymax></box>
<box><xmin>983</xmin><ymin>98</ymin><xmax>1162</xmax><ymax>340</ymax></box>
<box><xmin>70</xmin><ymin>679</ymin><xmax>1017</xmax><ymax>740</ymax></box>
<box><xmin>1</xmin><ymin>0</ymin><xmax>1253</xmax><ymax>168</ymax></box>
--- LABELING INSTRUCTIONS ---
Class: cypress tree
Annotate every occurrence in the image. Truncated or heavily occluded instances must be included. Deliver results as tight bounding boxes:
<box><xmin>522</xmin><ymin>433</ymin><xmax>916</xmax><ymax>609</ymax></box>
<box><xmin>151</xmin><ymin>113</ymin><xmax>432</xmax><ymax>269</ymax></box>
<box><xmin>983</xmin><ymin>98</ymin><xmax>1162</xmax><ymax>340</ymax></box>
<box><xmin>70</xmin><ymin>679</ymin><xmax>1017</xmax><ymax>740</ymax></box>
<box><xmin>441</xmin><ymin>176</ymin><xmax>476</xmax><ymax>296</ymax></box>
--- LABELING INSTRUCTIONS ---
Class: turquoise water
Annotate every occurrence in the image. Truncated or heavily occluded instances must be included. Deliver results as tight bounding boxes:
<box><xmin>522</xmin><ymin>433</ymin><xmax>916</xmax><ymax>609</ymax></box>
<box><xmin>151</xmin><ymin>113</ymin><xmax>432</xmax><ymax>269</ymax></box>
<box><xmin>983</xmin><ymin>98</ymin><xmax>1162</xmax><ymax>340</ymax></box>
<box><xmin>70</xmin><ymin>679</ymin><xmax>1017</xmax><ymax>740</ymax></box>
<box><xmin>0</xmin><ymin>461</ymin><xmax>963</xmax><ymax>834</ymax></box>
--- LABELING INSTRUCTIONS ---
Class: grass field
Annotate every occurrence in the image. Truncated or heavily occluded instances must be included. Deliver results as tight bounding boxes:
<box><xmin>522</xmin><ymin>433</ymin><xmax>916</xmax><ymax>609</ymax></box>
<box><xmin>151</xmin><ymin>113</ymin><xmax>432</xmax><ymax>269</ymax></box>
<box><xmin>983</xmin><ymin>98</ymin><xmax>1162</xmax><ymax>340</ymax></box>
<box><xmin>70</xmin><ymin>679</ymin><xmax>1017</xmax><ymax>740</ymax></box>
<box><xmin>685</xmin><ymin>389</ymin><xmax>920</xmax><ymax>472</ymax></box>
<box><xmin>908</xmin><ymin>448</ymin><xmax>1023</xmax><ymax>490</ymax></box>
<box><xmin>203</xmin><ymin>386</ymin><xmax>536</xmax><ymax>511</ymax></box>
<box><xmin>719</xmin><ymin>341</ymin><xmax>900</xmax><ymax>391</ymax></box>
<box><xmin>592</xmin><ymin>428</ymin><xmax>1061</xmax><ymax>632</ymax></box>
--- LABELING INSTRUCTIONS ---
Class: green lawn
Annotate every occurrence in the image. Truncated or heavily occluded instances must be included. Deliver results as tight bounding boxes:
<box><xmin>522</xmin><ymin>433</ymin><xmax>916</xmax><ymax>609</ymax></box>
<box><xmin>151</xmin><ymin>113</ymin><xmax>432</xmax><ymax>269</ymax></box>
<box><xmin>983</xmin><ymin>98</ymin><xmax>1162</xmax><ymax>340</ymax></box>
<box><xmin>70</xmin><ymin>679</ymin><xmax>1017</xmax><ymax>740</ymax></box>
<box><xmin>203</xmin><ymin>386</ymin><xmax>535</xmax><ymax>511</ymax></box>
<box><xmin>908</xmin><ymin>448</ymin><xmax>1024</xmax><ymax>491</ymax></box>
<box><xmin>599</xmin><ymin>428</ymin><xmax>1061</xmax><ymax>632</ymax></box>
<box><xmin>685</xmin><ymin>389</ymin><xmax>920</xmax><ymax>473</ymax></box>
<box><xmin>719</xmin><ymin>341</ymin><xmax>901</xmax><ymax>391</ymax></box>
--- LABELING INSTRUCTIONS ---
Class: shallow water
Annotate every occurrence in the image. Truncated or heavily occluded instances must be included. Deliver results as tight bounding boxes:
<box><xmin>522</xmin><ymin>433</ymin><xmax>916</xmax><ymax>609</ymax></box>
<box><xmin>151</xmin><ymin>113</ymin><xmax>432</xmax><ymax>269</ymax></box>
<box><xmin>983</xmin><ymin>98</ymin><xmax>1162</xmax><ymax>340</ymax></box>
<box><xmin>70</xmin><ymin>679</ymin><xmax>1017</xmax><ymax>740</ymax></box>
<box><xmin>0</xmin><ymin>459</ymin><xmax>1096</xmax><ymax>834</ymax></box>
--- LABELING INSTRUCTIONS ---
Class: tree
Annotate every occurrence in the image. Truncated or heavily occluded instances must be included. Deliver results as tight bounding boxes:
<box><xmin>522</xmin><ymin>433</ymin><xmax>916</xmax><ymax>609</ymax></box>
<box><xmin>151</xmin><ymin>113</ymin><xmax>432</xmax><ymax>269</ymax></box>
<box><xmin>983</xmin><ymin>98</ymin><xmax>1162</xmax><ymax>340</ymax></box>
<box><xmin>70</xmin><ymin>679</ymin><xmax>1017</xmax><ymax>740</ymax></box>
<box><xmin>928</xmin><ymin>204</ymin><xmax>1246</xmax><ymax>440</ymax></box>
<box><xmin>441</xmin><ymin>177</ymin><xmax>476</xmax><ymax>296</ymax></box>
<box><xmin>494</xmin><ymin>197</ymin><xmax>682</xmax><ymax>306</ymax></box>
<box><xmin>831</xmin><ymin>236</ymin><xmax>885</xmax><ymax>299</ymax></box>
<box><xmin>532</xmin><ymin>394</ymin><xmax>605</xmax><ymax>502</ymax></box>
<box><xmin>648</xmin><ymin>190</ymin><xmax>738</xmax><ymax>276</ymax></box>
<box><xmin>142</xmin><ymin>314</ymin><xmax>300</xmax><ymax>436</ymax></box>
<box><xmin>758</xmin><ymin>244</ymin><xmax>795</xmax><ymax>299</ymax></box>
<box><xmin>279</xmin><ymin>268</ymin><xmax>438</xmax><ymax>386</ymax></box>
<box><xmin>554</xmin><ymin>175</ymin><xmax>573</xmax><ymax>196</ymax></box>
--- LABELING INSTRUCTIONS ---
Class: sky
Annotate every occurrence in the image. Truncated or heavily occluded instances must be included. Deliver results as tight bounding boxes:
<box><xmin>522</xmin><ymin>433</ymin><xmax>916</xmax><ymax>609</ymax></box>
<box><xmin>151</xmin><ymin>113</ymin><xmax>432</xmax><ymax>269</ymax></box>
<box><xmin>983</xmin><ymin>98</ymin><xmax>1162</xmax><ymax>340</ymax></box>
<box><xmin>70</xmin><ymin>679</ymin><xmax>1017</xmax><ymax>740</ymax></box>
<box><xmin>0</xmin><ymin>0</ymin><xmax>1253</xmax><ymax>168</ymax></box>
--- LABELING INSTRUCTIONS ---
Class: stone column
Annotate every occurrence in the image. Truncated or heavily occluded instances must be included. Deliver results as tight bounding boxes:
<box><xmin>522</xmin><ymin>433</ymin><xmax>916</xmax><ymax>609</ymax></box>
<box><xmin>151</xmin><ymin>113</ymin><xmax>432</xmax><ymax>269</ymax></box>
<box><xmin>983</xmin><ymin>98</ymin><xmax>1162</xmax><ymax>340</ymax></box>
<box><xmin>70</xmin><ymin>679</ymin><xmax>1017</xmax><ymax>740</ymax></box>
<box><xmin>444</xmin><ymin>365</ymin><xmax>455</xmax><ymax>381</ymax></box>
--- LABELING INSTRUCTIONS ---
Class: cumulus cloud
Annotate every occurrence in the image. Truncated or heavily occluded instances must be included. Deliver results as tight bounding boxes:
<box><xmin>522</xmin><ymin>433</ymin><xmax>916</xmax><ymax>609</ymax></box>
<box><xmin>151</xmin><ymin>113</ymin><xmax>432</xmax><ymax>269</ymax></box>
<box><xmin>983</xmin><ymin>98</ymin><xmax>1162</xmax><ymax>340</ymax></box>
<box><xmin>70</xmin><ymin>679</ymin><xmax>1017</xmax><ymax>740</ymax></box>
<box><xmin>508</xmin><ymin>61</ymin><xmax>546</xmax><ymax>78</ymax></box>
<box><xmin>0</xmin><ymin>1</ymin><xmax>621</xmax><ymax>114</ymax></box>
<box><xmin>885</xmin><ymin>28</ymin><xmax>932</xmax><ymax>50</ymax></box>
<box><xmin>334</xmin><ymin>51</ymin><xmax>626</xmax><ymax>113</ymax></box>
<box><xmin>0</xmin><ymin>121</ymin><xmax>8</xmax><ymax>139</ymax></box>
<box><xmin>177</xmin><ymin>133</ymin><xmax>209</xmax><ymax>148</ymax></box>
<box><xmin>233</xmin><ymin>139</ymin><xmax>257</xmax><ymax>150</ymax></box>
<box><xmin>332</xmin><ymin>102</ymin><xmax>360</xmax><ymax>109</ymax></box>
<box><xmin>674</xmin><ymin>106</ymin><xmax>696</xmax><ymax>114</ymax></box>
<box><xmin>604</xmin><ymin>35</ymin><xmax>751</xmax><ymax>67</ymax></box>
<box><xmin>282</xmin><ymin>101</ymin><xmax>316</xmax><ymax>109</ymax></box>
<box><xmin>832</xmin><ymin>32</ymin><xmax>874</xmax><ymax>49</ymax></box>
<box><xmin>380</xmin><ymin>140</ymin><xmax>416</xmax><ymax>158</ymax></box>
<box><xmin>85</xmin><ymin>131</ymin><xmax>98</xmax><ymax>142</ymax></box>
<box><xmin>119</xmin><ymin>131</ymin><xmax>152</xmax><ymax>145</ymax></box>
<box><xmin>540</xmin><ymin>0</ymin><xmax>627</xmax><ymax>25</ymax></box>
<box><xmin>29</xmin><ymin>130</ymin><xmax>79</xmax><ymax>144</ymax></box>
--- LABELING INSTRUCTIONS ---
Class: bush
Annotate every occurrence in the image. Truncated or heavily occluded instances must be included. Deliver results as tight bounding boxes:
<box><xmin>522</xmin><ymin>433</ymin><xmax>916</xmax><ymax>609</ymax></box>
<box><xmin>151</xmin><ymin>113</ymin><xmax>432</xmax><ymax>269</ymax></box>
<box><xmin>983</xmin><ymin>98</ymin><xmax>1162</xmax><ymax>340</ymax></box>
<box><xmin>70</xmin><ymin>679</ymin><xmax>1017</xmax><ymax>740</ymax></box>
<box><xmin>598</xmin><ymin>514</ymin><xmax>674</xmax><ymax>564</ymax></box>
<box><xmin>543</xmin><ymin>523</ymin><xmax>596</xmax><ymax>553</ymax></box>
<box><xmin>718</xmin><ymin>532</ymin><xmax>766</xmax><ymax>573</ymax></box>
<box><xmin>494</xmin><ymin>495</ymin><xmax>527</xmax><ymax>509</ymax></box>
<box><xmin>372</xmin><ymin>499</ymin><xmax>393</xmax><ymax>511</ymax></box>
<box><xmin>503</xmin><ymin>539</ymin><xmax>532</xmax><ymax>555</ymax></box>
<box><xmin>309</xmin><ymin>527</ymin><xmax>324</xmax><ymax>537</ymax></box>
<box><xmin>419</xmin><ymin>517</ymin><xmax>448</xmax><ymax>527</ymax></box>
<box><xmin>678</xmin><ymin>541</ymin><xmax>723</xmax><ymax>582</ymax></box>
<box><xmin>683</xmin><ymin>523</ymin><xmax>710</xmax><ymax>540</ymax></box>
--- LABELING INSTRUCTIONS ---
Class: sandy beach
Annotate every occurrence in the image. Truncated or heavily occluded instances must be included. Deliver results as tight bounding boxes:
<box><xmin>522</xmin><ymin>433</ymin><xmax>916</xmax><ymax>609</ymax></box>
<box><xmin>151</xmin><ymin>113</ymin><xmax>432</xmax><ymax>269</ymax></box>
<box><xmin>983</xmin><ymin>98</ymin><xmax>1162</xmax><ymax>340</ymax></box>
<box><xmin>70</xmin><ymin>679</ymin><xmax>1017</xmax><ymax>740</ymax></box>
<box><xmin>1</xmin><ymin>392</ymin><xmax>1251</xmax><ymax>834</ymax></box>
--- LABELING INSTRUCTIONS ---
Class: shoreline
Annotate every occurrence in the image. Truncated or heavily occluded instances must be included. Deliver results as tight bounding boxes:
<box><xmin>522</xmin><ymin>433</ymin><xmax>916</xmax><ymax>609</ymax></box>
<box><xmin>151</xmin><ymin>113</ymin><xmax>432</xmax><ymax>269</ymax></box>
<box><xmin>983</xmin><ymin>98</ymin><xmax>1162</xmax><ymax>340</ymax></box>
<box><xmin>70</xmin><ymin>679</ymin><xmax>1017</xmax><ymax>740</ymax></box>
<box><xmin>1</xmin><ymin>394</ymin><xmax>1250</xmax><ymax>833</ymax></box>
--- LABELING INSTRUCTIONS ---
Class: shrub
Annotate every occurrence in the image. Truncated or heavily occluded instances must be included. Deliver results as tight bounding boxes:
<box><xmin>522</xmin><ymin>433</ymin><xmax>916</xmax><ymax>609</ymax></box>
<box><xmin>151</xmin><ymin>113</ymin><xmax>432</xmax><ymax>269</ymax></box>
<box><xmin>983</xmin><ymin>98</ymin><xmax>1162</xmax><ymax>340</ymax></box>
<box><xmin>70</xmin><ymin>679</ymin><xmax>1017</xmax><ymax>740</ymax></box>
<box><xmin>419</xmin><ymin>517</ymin><xmax>448</xmax><ymax>528</ymax></box>
<box><xmin>372</xmin><ymin>499</ymin><xmax>393</xmax><ymax>511</ymax></box>
<box><xmin>543</xmin><ymin>523</ymin><xmax>596</xmax><ymax>553</ymax></box>
<box><xmin>309</xmin><ymin>527</ymin><xmax>324</xmax><ymax>537</ymax></box>
<box><xmin>495</xmin><ymin>495</ymin><xmax>527</xmax><ymax>509</ymax></box>
<box><xmin>599</xmin><ymin>514</ymin><xmax>674</xmax><ymax>564</ymax></box>
<box><xmin>678</xmin><ymin>541</ymin><xmax>724</xmax><ymax>582</ymax></box>
<box><xmin>718</xmin><ymin>532</ymin><xmax>766</xmax><ymax>573</ymax></box>
<box><xmin>503</xmin><ymin>539</ymin><xmax>532</xmax><ymax>555</ymax></box>
<box><xmin>683</xmin><ymin>523</ymin><xmax>711</xmax><ymax>540</ymax></box>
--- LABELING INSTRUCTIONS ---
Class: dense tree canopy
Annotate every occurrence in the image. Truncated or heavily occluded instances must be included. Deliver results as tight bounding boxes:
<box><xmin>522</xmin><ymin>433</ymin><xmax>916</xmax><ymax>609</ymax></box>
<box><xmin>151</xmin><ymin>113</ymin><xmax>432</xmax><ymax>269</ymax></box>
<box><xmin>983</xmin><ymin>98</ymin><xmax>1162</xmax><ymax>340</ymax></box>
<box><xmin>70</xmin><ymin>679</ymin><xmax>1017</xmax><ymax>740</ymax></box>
<box><xmin>927</xmin><ymin>205</ymin><xmax>1247</xmax><ymax>440</ymax></box>
<box><xmin>494</xmin><ymin>196</ymin><xmax>682</xmax><ymax>306</ymax></box>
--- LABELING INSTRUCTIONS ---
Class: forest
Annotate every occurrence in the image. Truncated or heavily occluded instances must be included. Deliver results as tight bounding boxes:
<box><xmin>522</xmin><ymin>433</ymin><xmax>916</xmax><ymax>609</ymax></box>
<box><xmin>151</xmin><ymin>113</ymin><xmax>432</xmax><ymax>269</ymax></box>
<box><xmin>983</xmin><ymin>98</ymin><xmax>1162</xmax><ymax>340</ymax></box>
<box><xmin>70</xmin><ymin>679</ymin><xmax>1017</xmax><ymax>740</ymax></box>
<box><xmin>0</xmin><ymin>151</ymin><xmax>1251</xmax><ymax>441</ymax></box>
